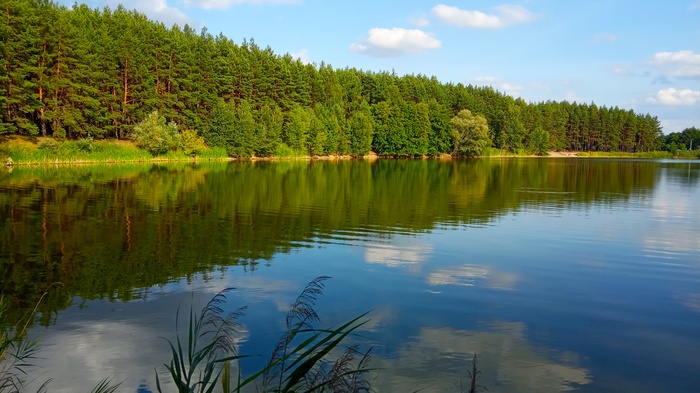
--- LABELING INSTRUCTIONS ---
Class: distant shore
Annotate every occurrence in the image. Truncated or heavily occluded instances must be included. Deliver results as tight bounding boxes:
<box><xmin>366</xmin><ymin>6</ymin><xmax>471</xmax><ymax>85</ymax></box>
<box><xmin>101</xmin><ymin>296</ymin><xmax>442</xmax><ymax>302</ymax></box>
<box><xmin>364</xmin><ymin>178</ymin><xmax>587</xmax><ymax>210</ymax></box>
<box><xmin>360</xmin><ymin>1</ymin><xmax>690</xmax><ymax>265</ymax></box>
<box><xmin>2</xmin><ymin>136</ymin><xmax>698</xmax><ymax>167</ymax></box>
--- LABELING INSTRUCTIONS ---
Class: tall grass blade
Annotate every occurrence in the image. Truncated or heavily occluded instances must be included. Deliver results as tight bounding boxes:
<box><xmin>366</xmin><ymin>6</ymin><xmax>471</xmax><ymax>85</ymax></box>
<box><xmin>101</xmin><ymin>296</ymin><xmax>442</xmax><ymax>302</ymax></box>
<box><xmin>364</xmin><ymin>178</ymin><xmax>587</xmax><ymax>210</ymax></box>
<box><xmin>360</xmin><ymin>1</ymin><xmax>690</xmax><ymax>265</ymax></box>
<box><xmin>90</xmin><ymin>377</ymin><xmax>122</xmax><ymax>393</ymax></box>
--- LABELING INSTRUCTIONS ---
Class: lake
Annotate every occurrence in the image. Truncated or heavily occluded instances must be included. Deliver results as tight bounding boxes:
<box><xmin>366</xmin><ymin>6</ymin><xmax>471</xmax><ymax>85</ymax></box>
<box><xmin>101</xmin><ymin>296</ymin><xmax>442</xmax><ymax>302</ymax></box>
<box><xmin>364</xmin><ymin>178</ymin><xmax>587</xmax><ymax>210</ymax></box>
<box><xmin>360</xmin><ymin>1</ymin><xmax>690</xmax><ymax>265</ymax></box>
<box><xmin>1</xmin><ymin>158</ymin><xmax>699</xmax><ymax>393</ymax></box>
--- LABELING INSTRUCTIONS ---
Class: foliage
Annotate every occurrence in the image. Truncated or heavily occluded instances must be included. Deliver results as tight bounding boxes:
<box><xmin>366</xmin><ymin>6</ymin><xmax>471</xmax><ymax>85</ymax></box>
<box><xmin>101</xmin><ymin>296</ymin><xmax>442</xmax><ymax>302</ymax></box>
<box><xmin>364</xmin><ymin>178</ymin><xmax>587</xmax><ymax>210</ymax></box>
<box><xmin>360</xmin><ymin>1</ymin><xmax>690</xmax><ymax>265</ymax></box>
<box><xmin>0</xmin><ymin>0</ymin><xmax>674</xmax><ymax>157</ymax></box>
<box><xmin>0</xmin><ymin>297</ymin><xmax>44</xmax><ymax>392</ymax></box>
<box><xmin>202</xmin><ymin>100</ymin><xmax>235</xmax><ymax>151</ymax></box>
<box><xmin>155</xmin><ymin>289</ymin><xmax>247</xmax><ymax>393</ymax></box>
<box><xmin>132</xmin><ymin>111</ymin><xmax>180</xmax><ymax>156</ymax></box>
<box><xmin>466</xmin><ymin>354</ymin><xmax>487</xmax><ymax>393</ymax></box>
<box><xmin>348</xmin><ymin>108</ymin><xmax>374</xmax><ymax>156</ymax></box>
<box><xmin>528</xmin><ymin>127</ymin><xmax>550</xmax><ymax>156</ymax></box>
<box><xmin>451</xmin><ymin>109</ymin><xmax>491</xmax><ymax>156</ymax></box>
<box><xmin>285</xmin><ymin>106</ymin><xmax>314</xmax><ymax>155</ymax></box>
<box><xmin>274</xmin><ymin>143</ymin><xmax>299</xmax><ymax>158</ymax></box>
<box><xmin>179</xmin><ymin>129</ymin><xmax>207</xmax><ymax>156</ymax></box>
<box><xmin>37</xmin><ymin>138</ymin><xmax>59</xmax><ymax>153</ymax></box>
<box><xmin>257</xmin><ymin>276</ymin><xmax>371</xmax><ymax>393</ymax></box>
<box><xmin>1</xmin><ymin>137</ymin><xmax>151</xmax><ymax>163</ymax></box>
<box><xmin>76</xmin><ymin>137</ymin><xmax>94</xmax><ymax>153</ymax></box>
<box><xmin>663</xmin><ymin>127</ymin><xmax>700</xmax><ymax>153</ymax></box>
<box><xmin>156</xmin><ymin>277</ymin><xmax>372</xmax><ymax>393</ymax></box>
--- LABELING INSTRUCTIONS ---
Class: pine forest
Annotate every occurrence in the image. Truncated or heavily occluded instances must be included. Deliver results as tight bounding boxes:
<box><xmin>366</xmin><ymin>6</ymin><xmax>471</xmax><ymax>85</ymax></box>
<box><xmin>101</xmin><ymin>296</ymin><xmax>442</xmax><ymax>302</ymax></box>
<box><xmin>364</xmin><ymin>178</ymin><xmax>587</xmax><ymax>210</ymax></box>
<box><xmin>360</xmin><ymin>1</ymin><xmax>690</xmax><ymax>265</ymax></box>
<box><xmin>1</xmin><ymin>0</ymin><xmax>670</xmax><ymax>157</ymax></box>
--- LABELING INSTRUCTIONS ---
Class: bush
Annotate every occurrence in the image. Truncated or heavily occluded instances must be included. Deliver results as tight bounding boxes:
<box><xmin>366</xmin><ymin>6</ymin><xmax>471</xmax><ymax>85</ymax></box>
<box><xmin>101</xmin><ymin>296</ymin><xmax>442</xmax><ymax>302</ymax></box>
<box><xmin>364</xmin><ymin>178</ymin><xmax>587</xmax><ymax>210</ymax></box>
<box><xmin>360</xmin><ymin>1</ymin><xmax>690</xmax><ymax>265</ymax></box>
<box><xmin>38</xmin><ymin>138</ymin><xmax>59</xmax><ymax>154</ymax></box>
<box><xmin>178</xmin><ymin>129</ymin><xmax>207</xmax><ymax>156</ymax></box>
<box><xmin>76</xmin><ymin>137</ymin><xmax>94</xmax><ymax>153</ymax></box>
<box><xmin>132</xmin><ymin>111</ymin><xmax>179</xmax><ymax>156</ymax></box>
<box><xmin>275</xmin><ymin>143</ymin><xmax>299</xmax><ymax>158</ymax></box>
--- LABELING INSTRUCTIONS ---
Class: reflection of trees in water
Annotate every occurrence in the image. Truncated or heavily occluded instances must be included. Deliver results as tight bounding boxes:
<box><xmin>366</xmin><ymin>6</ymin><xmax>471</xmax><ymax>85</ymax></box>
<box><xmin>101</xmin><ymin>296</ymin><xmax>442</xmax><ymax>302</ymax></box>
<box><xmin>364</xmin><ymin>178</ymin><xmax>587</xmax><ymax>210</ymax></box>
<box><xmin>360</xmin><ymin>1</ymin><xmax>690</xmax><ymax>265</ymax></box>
<box><xmin>0</xmin><ymin>159</ymin><xmax>662</xmax><ymax>325</ymax></box>
<box><xmin>661</xmin><ymin>161</ymin><xmax>700</xmax><ymax>187</ymax></box>
<box><xmin>369</xmin><ymin>322</ymin><xmax>591</xmax><ymax>393</ymax></box>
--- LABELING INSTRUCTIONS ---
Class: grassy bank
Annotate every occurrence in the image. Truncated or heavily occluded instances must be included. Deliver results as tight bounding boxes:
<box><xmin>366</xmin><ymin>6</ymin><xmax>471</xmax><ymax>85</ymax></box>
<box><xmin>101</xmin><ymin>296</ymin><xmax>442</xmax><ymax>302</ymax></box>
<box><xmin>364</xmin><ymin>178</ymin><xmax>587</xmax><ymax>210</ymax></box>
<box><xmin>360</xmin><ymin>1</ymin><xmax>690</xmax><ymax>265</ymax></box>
<box><xmin>483</xmin><ymin>148</ymin><xmax>699</xmax><ymax>159</ymax></box>
<box><xmin>2</xmin><ymin>136</ymin><xmax>698</xmax><ymax>166</ymax></box>
<box><xmin>0</xmin><ymin>136</ymin><xmax>228</xmax><ymax>165</ymax></box>
<box><xmin>576</xmin><ymin>150</ymin><xmax>699</xmax><ymax>159</ymax></box>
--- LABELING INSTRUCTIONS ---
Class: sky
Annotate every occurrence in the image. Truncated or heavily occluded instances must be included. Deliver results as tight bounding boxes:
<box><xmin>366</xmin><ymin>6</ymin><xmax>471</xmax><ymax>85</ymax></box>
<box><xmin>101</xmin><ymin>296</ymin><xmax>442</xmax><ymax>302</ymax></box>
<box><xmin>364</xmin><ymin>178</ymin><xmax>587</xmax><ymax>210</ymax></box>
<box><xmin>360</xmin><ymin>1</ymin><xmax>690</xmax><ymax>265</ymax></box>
<box><xmin>57</xmin><ymin>0</ymin><xmax>700</xmax><ymax>134</ymax></box>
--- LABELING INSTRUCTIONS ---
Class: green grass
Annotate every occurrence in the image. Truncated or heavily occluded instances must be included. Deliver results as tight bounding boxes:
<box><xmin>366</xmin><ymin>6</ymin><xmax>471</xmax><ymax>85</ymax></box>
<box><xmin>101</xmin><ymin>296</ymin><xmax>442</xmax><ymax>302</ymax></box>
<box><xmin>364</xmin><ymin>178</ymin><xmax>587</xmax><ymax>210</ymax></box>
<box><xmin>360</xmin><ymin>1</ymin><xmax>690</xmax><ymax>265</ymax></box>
<box><xmin>673</xmin><ymin>150</ymin><xmax>700</xmax><ymax>159</ymax></box>
<box><xmin>0</xmin><ymin>136</ymin><xmax>229</xmax><ymax>165</ymax></box>
<box><xmin>576</xmin><ymin>151</ymin><xmax>673</xmax><ymax>158</ymax></box>
<box><xmin>274</xmin><ymin>143</ymin><xmax>308</xmax><ymax>159</ymax></box>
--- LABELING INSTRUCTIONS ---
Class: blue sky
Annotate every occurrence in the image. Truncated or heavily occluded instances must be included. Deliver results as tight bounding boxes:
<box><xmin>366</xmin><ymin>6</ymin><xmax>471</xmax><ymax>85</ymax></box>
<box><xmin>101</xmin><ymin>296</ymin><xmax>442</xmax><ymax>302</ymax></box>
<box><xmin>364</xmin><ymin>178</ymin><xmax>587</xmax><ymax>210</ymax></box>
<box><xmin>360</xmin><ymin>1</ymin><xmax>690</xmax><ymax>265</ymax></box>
<box><xmin>60</xmin><ymin>0</ymin><xmax>700</xmax><ymax>134</ymax></box>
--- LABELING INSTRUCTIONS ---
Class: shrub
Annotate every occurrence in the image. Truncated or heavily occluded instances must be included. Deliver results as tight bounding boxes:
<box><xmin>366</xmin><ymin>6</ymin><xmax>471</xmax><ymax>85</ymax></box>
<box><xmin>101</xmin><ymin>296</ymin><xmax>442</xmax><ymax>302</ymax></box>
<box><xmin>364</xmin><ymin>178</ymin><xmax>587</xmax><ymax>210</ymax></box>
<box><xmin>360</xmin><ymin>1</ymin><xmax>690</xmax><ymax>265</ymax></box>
<box><xmin>38</xmin><ymin>138</ymin><xmax>59</xmax><ymax>154</ymax></box>
<box><xmin>178</xmin><ymin>129</ymin><xmax>207</xmax><ymax>156</ymax></box>
<box><xmin>275</xmin><ymin>143</ymin><xmax>298</xmax><ymax>158</ymax></box>
<box><xmin>76</xmin><ymin>137</ymin><xmax>94</xmax><ymax>153</ymax></box>
<box><xmin>132</xmin><ymin>111</ymin><xmax>179</xmax><ymax>156</ymax></box>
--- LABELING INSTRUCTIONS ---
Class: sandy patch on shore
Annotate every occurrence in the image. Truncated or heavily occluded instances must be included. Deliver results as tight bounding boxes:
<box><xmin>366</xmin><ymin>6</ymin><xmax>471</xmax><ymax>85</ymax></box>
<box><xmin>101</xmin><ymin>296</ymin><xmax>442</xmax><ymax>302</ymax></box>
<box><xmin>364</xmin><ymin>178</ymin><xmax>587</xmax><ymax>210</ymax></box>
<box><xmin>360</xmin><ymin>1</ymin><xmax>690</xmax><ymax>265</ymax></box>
<box><xmin>547</xmin><ymin>151</ymin><xmax>580</xmax><ymax>157</ymax></box>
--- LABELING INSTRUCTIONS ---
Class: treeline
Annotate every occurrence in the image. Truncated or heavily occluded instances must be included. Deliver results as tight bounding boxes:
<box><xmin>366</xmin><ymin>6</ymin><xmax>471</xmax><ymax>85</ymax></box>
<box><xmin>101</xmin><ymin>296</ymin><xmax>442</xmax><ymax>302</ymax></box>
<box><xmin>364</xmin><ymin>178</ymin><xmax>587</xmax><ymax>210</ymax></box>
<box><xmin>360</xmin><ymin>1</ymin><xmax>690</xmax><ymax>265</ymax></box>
<box><xmin>662</xmin><ymin>127</ymin><xmax>700</xmax><ymax>153</ymax></box>
<box><xmin>1</xmin><ymin>0</ymin><xmax>667</xmax><ymax>156</ymax></box>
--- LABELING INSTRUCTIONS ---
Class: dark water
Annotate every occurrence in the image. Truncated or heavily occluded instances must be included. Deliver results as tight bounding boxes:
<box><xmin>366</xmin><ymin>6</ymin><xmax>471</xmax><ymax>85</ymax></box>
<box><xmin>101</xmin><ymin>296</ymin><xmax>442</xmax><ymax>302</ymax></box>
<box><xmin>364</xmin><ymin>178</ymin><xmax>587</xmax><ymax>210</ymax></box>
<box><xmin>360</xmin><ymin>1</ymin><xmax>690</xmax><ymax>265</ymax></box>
<box><xmin>1</xmin><ymin>159</ymin><xmax>699</xmax><ymax>392</ymax></box>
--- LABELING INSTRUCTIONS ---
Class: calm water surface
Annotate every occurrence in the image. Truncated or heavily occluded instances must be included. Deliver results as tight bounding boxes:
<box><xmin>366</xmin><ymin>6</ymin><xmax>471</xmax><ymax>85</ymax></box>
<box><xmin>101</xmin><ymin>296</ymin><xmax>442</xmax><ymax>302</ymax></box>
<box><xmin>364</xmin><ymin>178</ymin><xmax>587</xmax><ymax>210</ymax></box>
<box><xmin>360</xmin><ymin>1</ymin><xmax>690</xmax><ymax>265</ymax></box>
<box><xmin>1</xmin><ymin>159</ymin><xmax>699</xmax><ymax>392</ymax></box>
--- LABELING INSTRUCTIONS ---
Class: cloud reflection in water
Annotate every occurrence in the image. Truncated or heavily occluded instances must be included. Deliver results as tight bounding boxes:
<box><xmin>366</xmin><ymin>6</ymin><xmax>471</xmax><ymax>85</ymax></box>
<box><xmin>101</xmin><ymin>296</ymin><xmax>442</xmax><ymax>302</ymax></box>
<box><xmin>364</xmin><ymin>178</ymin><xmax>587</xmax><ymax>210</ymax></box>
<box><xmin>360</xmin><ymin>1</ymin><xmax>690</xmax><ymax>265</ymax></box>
<box><xmin>369</xmin><ymin>322</ymin><xmax>591</xmax><ymax>393</ymax></box>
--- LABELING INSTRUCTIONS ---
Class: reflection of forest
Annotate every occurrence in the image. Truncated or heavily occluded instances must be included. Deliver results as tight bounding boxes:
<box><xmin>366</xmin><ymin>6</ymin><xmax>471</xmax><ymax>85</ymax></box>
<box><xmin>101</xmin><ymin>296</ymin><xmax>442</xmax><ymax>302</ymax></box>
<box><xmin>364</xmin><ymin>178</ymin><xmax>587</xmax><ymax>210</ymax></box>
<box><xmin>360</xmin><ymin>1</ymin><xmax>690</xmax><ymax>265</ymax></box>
<box><xmin>0</xmin><ymin>159</ymin><xmax>673</xmax><ymax>325</ymax></box>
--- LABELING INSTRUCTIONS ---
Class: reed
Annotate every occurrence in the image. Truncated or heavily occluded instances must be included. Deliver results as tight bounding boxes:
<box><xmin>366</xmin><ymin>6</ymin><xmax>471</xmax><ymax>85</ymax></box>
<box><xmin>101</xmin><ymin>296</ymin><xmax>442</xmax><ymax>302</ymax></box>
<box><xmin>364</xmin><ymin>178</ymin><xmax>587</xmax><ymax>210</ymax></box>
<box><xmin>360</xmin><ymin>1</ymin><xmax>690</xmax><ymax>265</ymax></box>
<box><xmin>156</xmin><ymin>276</ymin><xmax>372</xmax><ymax>393</ymax></box>
<box><xmin>0</xmin><ymin>297</ymin><xmax>48</xmax><ymax>393</ymax></box>
<box><xmin>466</xmin><ymin>354</ymin><xmax>487</xmax><ymax>393</ymax></box>
<box><xmin>155</xmin><ymin>288</ymin><xmax>247</xmax><ymax>393</ymax></box>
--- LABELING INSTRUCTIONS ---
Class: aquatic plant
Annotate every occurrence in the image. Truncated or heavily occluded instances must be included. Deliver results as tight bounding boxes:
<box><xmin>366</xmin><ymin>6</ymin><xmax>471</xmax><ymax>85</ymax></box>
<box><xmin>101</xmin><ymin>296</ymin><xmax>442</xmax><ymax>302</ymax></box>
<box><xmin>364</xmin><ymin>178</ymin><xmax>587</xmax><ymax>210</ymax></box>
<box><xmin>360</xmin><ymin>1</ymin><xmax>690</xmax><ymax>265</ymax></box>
<box><xmin>466</xmin><ymin>354</ymin><xmax>487</xmax><ymax>393</ymax></box>
<box><xmin>0</xmin><ymin>293</ymin><xmax>50</xmax><ymax>393</ymax></box>
<box><xmin>155</xmin><ymin>288</ymin><xmax>247</xmax><ymax>393</ymax></box>
<box><xmin>156</xmin><ymin>276</ymin><xmax>372</xmax><ymax>393</ymax></box>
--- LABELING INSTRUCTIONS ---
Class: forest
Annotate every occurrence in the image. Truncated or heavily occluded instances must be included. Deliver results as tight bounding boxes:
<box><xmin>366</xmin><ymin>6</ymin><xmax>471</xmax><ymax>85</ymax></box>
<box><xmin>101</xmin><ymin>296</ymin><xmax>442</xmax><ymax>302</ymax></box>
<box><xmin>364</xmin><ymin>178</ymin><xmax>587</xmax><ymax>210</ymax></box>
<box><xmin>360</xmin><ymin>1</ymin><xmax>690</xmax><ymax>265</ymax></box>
<box><xmin>0</xmin><ymin>0</ymin><xmax>681</xmax><ymax>157</ymax></box>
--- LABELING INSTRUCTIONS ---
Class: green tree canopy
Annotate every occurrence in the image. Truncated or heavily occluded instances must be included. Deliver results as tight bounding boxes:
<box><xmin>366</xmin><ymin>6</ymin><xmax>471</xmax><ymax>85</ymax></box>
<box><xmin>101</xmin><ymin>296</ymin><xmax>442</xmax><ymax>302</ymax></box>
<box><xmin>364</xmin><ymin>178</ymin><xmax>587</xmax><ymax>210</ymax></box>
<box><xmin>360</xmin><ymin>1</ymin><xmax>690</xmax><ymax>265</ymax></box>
<box><xmin>0</xmin><ymin>0</ymin><xmax>671</xmax><ymax>156</ymax></box>
<box><xmin>131</xmin><ymin>111</ymin><xmax>178</xmax><ymax>156</ymax></box>
<box><xmin>451</xmin><ymin>109</ymin><xmax>491</xmax><ymax>156</ymax></box>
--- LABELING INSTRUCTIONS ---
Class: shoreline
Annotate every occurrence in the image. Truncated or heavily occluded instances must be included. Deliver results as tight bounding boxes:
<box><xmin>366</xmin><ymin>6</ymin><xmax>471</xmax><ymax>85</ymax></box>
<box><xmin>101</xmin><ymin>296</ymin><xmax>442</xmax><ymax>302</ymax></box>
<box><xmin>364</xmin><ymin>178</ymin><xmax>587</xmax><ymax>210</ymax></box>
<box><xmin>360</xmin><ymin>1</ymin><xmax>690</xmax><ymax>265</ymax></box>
<box><xmin>2</xmin><ymin>136</ymin><xmax>697</xmax><ymax>167</ymax></box>
<box><xmin>6</xmin><ymin>151</ymin><xmax>695</xmax><ymax>167</ymax></box>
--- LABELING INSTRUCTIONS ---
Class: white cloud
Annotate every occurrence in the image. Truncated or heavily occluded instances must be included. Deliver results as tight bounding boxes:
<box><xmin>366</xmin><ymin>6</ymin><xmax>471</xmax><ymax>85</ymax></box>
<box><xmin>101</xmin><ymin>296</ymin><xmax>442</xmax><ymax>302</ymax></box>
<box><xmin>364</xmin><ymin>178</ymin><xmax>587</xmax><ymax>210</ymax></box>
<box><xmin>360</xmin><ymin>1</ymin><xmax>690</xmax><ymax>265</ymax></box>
<box><xmin>499</xmin><ymin>81</ymin><xmax>524</xmax><ymax>96</ymax></box>
<box><xmin>370</xmin><ymin>325</ymin><xmax>591</xmax><ymax>393</ymax></box>
<box><xmin>408</xmin><ymin>16</ymin><xmax>430</xmax><ymax>27</ymax></box>
<box><xmin>565</xmin><ymin>91</ymin><xmax>585</xmax><ymax>103</ymax></box>
<box><xmin>646</xmin><ymin>88</ymin><xmax>700</xmax><ymax>106</ymax></box>
<box><xmin>648</xmin><ymin>50</ymin><xmax>700</xmax><ymax>79</ymax></box>
<box><xmin>428</xmin><ymin>265</ymin><xmax>489</xmax><ymax>287</ymax></box>
<box><xmin>428</xmin><ymin>264</ymin><xmax>519</xmax><ymax>290</ymax></box>
<box><xmin>364</xmin><ymin>243</ymin><xmax>433</xmax><ymax>268</ymax></box>
<box><xmin>472</xmin><ymin>76</ymin><xmax>524</xmax><ymax>97</ymax></box>
<box><xmin>350</xmin><ymin>28</ymin><xmax>441</xmax><ymax>57</ymax></box>
<box><xmin>609</xmin><ymin>64</ymin><xmax>632</xmax><ymax>76</ymax></box>
<box><xmin>591</xmin><ymin>33</ymin><xmax>617</xmax><ymax>43</ymax></box>
<box><xmin>474</xmin><ymin>76</ymin><xmax>498</xmax><ymax>83</ymax></box>
<box><xmin>184</xmin><ymin>0</ymin><xmax>300</xmax><ymax>10</ymax></box>
<box><xmin>290</xmin><ymin>49</ymin><xmax>311</xmax><ymax>64</ymax></box>
<box><xmin>432</xmin><ymin>4</ymin><xmax>535</xmax><ymax>29</ymax></box>
<box><xmin>691</xmin><ymin>0</ymin><xmax>700</xmax><ymax>10</ymax></box>
<box><xmin>97</xmin><ymin>0</ymin><xmax>195</xmax><ymax>27</ymax></box>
